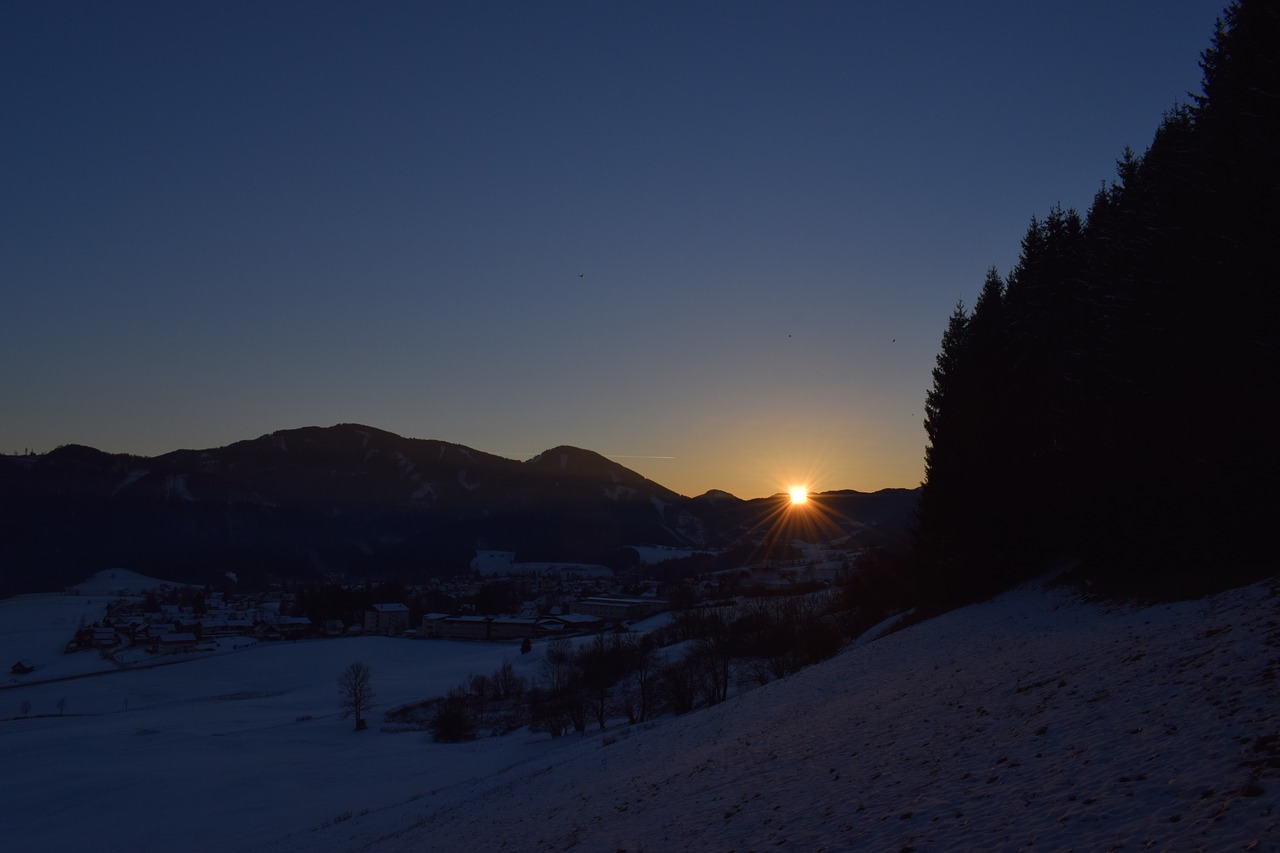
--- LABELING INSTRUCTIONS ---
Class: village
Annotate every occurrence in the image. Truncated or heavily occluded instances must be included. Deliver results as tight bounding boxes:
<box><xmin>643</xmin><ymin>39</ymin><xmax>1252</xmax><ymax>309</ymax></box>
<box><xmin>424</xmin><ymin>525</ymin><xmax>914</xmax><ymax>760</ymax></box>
<box><xmin>51</xmin><ymin>582</ymin><xmax>669</xmax><ymax>662</ymax></box>
<box><xmin>35</xmin><ymin>543</ymin><xmax>857</xmax><ymax>675</ymax></box>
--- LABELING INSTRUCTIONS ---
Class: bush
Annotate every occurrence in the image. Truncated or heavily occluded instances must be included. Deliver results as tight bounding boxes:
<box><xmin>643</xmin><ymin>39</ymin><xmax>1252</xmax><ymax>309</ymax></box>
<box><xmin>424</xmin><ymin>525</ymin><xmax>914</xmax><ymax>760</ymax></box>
<box><xmin>429</xmin><ymin>693</ymin><xmax>476</xmax><ymax>742</ymax></box>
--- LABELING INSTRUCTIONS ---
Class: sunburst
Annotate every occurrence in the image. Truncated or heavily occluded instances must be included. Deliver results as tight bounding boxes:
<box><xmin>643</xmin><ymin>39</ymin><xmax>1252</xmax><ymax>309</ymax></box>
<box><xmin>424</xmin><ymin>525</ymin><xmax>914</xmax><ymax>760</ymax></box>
<box><xmin>736</xmin><ymin>480</ymin><xmax>847</xmax><ymax>567</ymax></box>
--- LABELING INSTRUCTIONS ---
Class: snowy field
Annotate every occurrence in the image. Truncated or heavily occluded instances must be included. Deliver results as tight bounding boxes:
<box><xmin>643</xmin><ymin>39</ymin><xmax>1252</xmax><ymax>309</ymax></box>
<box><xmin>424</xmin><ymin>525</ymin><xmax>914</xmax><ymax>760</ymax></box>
<box><xmin>1</xmin><ymin>572</ymin><xmax>558</xmax><ymax>850</ymax></box>
<box><xmin>3</xmin><ymin>572</ymin><xmax>1278</xmax><ymax>851</ymax></box>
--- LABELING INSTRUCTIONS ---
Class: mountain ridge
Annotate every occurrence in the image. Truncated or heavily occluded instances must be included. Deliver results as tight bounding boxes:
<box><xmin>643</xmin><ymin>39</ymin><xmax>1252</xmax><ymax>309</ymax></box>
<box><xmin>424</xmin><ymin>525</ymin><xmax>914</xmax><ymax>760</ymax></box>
<box><xmin>0</xmin><ymin>423</ymin><xmax>917</xmax><ymax>596</ymax></box>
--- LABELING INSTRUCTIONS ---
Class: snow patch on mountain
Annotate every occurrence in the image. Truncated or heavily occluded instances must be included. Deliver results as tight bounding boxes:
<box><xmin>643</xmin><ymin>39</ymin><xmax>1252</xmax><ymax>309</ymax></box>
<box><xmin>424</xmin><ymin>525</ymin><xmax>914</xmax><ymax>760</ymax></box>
<box><xmin>165</xmin><ymin>474</ymin><xmax>195</xmax><ymax>501</ymax></box>
<box><xmin>472</xmin><ymin>550</ymin><xmax>516</xmax><ymax>575</ymax></box>
<box><xmin>603</xmin><ymin>485</ymin><xmax>636</xmax><ymax>502</ymax></box>
<box><xmin>111</xmin><ymin>468</ymin><xmax>149</xmax><ymax>496</ymax></box>
<box><xmin>389</xmin><ymin>450</ymin><xmax>414</xmax><ymax>476</ymax></box>
<box><xmin>628</xmin><ymin>545</ymin><xmax>703</xmax><ymax>564</ymax></box>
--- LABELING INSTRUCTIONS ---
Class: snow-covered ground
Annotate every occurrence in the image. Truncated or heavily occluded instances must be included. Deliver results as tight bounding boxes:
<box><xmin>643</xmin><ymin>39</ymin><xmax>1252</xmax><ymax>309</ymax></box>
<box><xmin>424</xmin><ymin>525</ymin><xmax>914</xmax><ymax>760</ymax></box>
<box><xmin>3</xmin><ymin>572</ymin><xmax>1278</xmax><ymax>851</ymax></box>
<box><xmin>0</xmin><ymin>569</ymin><xmax>183</xmax><ymax>683</ymax></box>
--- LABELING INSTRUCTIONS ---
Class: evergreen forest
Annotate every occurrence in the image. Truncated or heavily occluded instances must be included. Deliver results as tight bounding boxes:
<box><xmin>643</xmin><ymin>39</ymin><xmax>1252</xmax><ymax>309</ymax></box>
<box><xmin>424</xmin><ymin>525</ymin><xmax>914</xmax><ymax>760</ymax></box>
<box><xmin>915</xmin><ymin>0</ymin><xmax>1278</xmax><ymax>603</ymax></box>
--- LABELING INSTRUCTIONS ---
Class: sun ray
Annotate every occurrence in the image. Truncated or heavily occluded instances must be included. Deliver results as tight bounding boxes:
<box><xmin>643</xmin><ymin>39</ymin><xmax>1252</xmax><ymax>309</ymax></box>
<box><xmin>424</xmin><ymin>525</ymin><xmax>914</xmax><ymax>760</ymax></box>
<box><xmin>734</xmin><ymin>483</ymin><xmax>850</xmax><ymax>570</ymax></box>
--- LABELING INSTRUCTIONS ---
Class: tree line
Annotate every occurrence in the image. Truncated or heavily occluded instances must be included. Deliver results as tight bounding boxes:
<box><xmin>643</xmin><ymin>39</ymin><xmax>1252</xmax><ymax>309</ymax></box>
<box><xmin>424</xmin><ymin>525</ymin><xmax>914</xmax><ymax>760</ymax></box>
<box><xmin>915</xmin><ymin>0</ymin><xmax>1278</xmax><ymax>604</ymax></box>
<box><xmin>379</xmin><ymin>555</ymin><xmax>912</xmax><ymax>742</ymax></box>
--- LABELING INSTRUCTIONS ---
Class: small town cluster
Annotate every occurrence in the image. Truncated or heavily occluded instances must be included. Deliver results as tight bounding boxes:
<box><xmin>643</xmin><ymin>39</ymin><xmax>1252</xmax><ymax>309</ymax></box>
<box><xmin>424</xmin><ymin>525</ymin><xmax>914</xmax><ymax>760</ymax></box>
<box><xmin>39</xmin><ymin>541</ymin><xmax>857</xmax><ymax>674</ymax></box>
<box><xmin>56</xmin><ymin>583</ymin><xmax>673</xmax><ymax>661</ymax></box>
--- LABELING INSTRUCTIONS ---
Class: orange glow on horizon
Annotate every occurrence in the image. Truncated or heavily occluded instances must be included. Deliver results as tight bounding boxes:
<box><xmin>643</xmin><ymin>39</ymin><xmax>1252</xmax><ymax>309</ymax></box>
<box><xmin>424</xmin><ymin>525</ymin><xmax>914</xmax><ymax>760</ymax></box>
<box><xmin>733</xmin><ymin>480</ymin><xmax>846</xmax><ymax>569</ymax></box>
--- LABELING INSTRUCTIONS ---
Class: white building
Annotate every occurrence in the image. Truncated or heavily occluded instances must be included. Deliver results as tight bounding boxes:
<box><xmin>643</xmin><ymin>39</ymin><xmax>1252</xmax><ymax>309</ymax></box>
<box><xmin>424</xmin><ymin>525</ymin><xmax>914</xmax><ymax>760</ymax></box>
<box><xmin>364</xmin><ymin>603</ymin><xmax>412</xmax><ymax>635</ymax></box>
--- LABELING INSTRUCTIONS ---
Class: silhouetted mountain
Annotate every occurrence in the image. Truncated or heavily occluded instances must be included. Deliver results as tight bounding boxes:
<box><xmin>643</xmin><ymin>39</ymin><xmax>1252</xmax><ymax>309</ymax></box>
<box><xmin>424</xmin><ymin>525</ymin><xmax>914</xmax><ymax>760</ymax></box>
<box><xmin>0</xmin><ymin>424</ymin><xmax>917</xmax><ymax>596</ymax></box>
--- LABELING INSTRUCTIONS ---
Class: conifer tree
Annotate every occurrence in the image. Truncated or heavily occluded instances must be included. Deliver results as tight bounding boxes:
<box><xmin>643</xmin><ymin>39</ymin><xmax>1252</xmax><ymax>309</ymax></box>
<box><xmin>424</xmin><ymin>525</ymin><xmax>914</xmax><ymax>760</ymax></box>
<box><xmin>917</xmin><ymin>302</ymin><xmax>976</xmax><ymax>601</ymax></box>
<box><xmin>915</xmin><ymin>1</ymin><xmax>1278</xmax><ymax>597</ymax></box>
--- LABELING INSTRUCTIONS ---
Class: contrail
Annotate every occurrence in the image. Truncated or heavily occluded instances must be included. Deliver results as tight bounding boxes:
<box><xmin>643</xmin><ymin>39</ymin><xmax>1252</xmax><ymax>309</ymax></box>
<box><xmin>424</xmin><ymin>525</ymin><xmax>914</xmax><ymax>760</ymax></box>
<box><xmin>603</xmin><ymin>455</ymin><xmax>676</xmax><ymax>460</ymax></box>
<box><xmin>497</xmin><ymin>452</ymin><xmax>675</xmax><ymax>460</ymax></box>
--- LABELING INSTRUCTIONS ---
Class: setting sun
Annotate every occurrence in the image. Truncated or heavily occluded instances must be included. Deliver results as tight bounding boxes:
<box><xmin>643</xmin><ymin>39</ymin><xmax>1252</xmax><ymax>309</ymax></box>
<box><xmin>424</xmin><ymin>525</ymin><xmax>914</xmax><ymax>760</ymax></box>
<box><xmin>787</xmin><ymin>485</ymin><xmax>809</xmax><ymax>506</ymax></box>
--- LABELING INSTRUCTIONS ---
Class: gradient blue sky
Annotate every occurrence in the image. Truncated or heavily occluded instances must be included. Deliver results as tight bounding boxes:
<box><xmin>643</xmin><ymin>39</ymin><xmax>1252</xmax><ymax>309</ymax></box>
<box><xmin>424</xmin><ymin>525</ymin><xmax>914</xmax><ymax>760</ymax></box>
<box><xmin>2</xmin><ymin>1</ymin><xmax>1225</xmax><ymax>499</ymax></box>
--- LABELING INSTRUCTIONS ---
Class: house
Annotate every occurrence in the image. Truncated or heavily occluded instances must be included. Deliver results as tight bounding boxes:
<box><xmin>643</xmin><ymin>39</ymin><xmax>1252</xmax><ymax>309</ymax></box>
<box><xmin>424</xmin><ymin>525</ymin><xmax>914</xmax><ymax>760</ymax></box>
<box><xmin>417</xmin><ymin>613</ymin><xmax>451</xmax><ymax>638</ymax></box>
<box><xmin>154</xmin><ymin>632</ymin><xmax>198</xmax><ymax>655</ymax></box>
<box><xmin>417</xmin><ymin>614</ymin><xmax>522</xmax><ymax>641</ymax></box>
<box><xmin>256</xmin><ymin>624</ymin><xmax>284</xmax><ymax>642</ymax></box>
<box><xmin>11</xmin><ymin>660</ymin><xmax>35</xmax><ymax>675</ymax></box>
<box><xmin>91</xmin><ymin>626</ymin><xmax>119</xmax><ymax>648</ymax></box>
<box><xmin>113</xmin><ymin>619</ymin><xmax>144</xmax><ymax>641</ymax></box>
<box><xmin>199</xmin><ymin>618</ymin><xmax>255</xmax><ymax>638</ymax></box>
<box><xmin>569</xmin><ymin>596</ymin><xmax>669</xmax><ymax>622</ymax></box>
<box><xmin>550</xmin><ymin>612</ymin><xmax>605</xmax><ymax>632</ymax></box>
<box><xmin>139</xmin><ymin>623</ymin><xmax>173</xmax><ymax>644</ymax></box>
<box><xmin>364</xmin><ymin>603</ymin><xmax>412</xmax><ymax>635</ymax></box>
<box><xmin>274</xmin><ymin>616</ymin><xmax>317</xmax><ymax>639</ymax></box>
<box><xmin>417</xmin><ymin>613</ymin><xmax>588</xmax><ymax>642</ymax></box>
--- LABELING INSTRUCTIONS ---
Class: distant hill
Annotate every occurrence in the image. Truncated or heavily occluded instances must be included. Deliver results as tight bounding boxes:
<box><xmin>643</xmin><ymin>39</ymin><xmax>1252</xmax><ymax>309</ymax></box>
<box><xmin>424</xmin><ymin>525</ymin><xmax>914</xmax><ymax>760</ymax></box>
<box><xmin>0</xmin><ymin>423</ymin><xmax>917</xmax><ymax>595</ymax></box>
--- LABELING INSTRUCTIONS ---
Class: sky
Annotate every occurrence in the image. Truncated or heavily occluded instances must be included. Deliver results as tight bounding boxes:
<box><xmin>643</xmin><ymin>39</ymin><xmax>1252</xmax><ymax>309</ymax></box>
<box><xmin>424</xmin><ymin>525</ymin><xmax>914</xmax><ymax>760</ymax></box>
<box><xmin>1</xmin><ymin>0</ymin><xmax>1227</xmax><ymax>499</ymax></box>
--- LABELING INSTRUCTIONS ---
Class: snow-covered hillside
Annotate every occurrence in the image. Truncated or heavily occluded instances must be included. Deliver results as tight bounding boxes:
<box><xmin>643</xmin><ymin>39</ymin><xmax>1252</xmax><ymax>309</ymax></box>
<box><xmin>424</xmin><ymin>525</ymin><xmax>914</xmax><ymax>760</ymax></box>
<box><xmin>4</xmin><ymin>574</ymin><xmax>1278</xmax><ymax>851</ymax></box>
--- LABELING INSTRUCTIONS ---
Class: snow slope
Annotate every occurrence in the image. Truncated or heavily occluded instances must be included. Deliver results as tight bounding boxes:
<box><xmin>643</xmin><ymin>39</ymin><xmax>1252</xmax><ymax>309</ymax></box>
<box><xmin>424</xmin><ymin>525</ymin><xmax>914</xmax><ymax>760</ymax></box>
<box><xmin>3</xmin><ymin>575</ymin><xmax>1278</xmax><ymax>852</ymax></box>
<box><xmin>307</xmin><ymin>579</ymin><xmax>1280</xmax><ymax>852</ymax></box>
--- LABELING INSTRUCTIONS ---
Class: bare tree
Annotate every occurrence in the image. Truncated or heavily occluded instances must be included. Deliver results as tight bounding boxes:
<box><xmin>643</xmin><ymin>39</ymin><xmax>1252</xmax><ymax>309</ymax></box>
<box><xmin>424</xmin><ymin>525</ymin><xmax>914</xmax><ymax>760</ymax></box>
<box><xmin>542</xmin><ymin>637</ymin><xmax>575</xmax><ymax>691</ymax></box>
<box><xmin>625</xmin><ymin>634</ymin><xmax>657</xmax><ymax>723</ymax></box>
<box><xmin>694</xmin><ymin>612</ymin><xmax>733</xmax><ymax>706</ymax></box>
<box><xmin>494</xmin><ymin>660</ymin><xmax>524</xmax><ymax>700</ymax></box>
<box><xmin>469</xmin><ymin>673</ymin><xmax>491</xmax><ymax>725</ymax></box>
<box><xmin>337</xmin><ymin>661</ymin><xmax>375</xmax><ymax>730</ymax></box>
